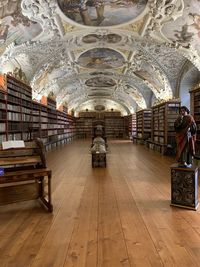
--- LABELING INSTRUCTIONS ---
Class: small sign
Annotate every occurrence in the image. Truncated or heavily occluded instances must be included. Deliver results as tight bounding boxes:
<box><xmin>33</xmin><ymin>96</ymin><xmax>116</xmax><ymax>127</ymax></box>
<box><xmin>0</xmin><ymin>168</ymin><xmax>4</xmax><ymax>176</ymax></box>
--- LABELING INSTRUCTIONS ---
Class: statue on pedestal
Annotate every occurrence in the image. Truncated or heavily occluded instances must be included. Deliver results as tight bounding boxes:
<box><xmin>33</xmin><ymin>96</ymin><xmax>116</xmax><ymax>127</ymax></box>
<box><xmin>174</xmin><ymin>106</ymin><xmax>197</xmax><ymax>167</ymax></box>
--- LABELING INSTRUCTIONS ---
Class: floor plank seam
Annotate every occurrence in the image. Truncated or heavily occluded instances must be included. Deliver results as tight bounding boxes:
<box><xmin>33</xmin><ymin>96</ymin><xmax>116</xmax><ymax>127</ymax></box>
<box><xmin>110</xmin><ymin>172</ymin><xmax>132</xmax><ymax>267</ymax></box>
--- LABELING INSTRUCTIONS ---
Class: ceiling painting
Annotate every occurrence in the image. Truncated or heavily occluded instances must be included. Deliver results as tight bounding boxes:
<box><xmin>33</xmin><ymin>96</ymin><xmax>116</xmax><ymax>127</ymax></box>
<box><xmin>134</xmin><ymin>70</ymin><xmax>169</xmax><ymax>100</ymax></box>
<box><xmin>134</xmin><ymin>69</ymin><xmax>163</xmax><ymax>93</ymax></box>
<box><xmin>85</xmin><ymin>76</ymin><xmax>116</xmax><ymax>87</ymax></box>
<box><xmin>0</xmin><ymin>2</ymin><xmax>42</xmax><ymax>55</ymax></box>
<box><xmin>77</xmin><ymin>48</ymin><xmax>125</xmax><ymax>69</ymax></box>
<box><xmin>117</xmin><ymin>48</ymin><xmax>130</xmax><ymax>57</ymax></box>
<box><xmin>82</xmin><ymin>33</ymin><xmax>122</xmax><ymax>43</ymax></box>
<box><xmin>57</xmin><ymin>0</ymin><xmax>148</xmax><ymax>27</ymax></box>
<box><xmin>0</xmin><ymin>0</ymin><xmax>200</xmax><ymax>113</ymax></box>
<box><xmin>124</xmin><ymin>15</ymin><xmax>147</xmax><ymax>32</ymax></box>
<box><xmin>0</xmin><ymin>18</ymin><xmax>41</xmax><ymax>45</ymax></box>
<box><xmin>161</xmin><ymin>0</ymin><xmax>200</xmax><ymax>52</ymax></box>
<box><xmin>90</xmin><ymin>71</ymin><xmax>114</xmax><ymax>76</ymax></box>
<box><xmin>123</xmin><ymin>84</ymin><xmax>146</xmax><ymax>109</ymax></box>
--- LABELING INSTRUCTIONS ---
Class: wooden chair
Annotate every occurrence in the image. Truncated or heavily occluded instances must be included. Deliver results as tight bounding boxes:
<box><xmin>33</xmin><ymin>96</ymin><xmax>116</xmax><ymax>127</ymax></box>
<box><xmin>0</xmin><ymin>139</ymin><xmax>53</xmax><ymax>212</ymax></box>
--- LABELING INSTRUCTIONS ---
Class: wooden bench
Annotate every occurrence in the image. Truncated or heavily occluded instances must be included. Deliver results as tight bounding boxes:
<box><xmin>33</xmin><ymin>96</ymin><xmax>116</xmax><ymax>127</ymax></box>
<box><xmin>0</xmin><ymin>139</ymin><xmax>53</xmax><ymax>212</ymax></box>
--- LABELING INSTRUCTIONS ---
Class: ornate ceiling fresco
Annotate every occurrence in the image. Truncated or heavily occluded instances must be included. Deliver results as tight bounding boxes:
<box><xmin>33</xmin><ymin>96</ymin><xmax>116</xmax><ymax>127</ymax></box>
<box><xmin>0</xmin><ymin>1</ymin><xmax>42</xmax><ymax>54</ymax></box>
<box><xmin>77</xmin><ymin>48</ymin><xmax>125</xmax><ymax>69</ymax></box>
<box><xmin>85</xmin><ymin>77</ymin><xmax>116</xmax><ymax>87</ymax></box>
<box><xmin>162</xmin><ymin>0</ymin><xmax>200</xmax><ymax>51</ymax></box>
<box><xmin>82</xmin><ymin>33</ymin><xmax>122</xmax><ymax>43</ymax></box>
<box><xmin>57</xmin><ymin>0</ymin><xmax>148</xmax><ymax>27</ymax></box>
<box><xmin>0</xmin><ymin>0</ymin><xmax>200</xmax><ymax>115</ymax></box>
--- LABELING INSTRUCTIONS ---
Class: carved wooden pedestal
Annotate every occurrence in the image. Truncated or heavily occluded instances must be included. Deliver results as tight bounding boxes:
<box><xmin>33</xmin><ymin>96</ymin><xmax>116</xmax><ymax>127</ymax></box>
<box><xmin>171</xmin><ymin>163</ymin><xmax>199</xmax><ymax>210</ymax></box>
<box><xmin>92</xmin><ymin>152</ymin><xmax>106</xmax><ymax>168</ymax></box>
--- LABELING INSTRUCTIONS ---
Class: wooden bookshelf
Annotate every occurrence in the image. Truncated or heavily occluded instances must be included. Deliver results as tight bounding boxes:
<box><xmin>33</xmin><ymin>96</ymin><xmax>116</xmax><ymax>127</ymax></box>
<box><xmin>58</xmin><ymin>104</ymin><xmax>68</xmax><ymax>114</ymax></box>
<box><xmin>76</xmin><ymin>111</ymin><xmax>125</xmax><ymax>139</ymax></box>
<box><xmin>104</xmin><ymin>115</ymin><xmax>124</xmax><ymax>138</ymax></box>
<box><xmin>125</xmin><ymin>113</ymin><xmax>137</xmax><ymax>139</ymax></box>
<box><xmin>104</xmin><ymin>111</ymin><xmax>121</xmax><ymax>117</ymax></box>
<box><xmin>124</xmin><ymin>114</ymin><xmax>134</xmax><ymax>139</ymax></box>
<box><xmin>76</xmin><ymin>115</ymin><xmax>94</xmax><ymax>139</ymax></box>
<box><xmin>39</xmin><ymin>96</ymin><xmax>76</xmax><ymax>150</ymax></box>
<box><xmin>0</xmin><ymin>74</ymin><xmax>76</xmax><ymax>150</ymax></box>
<box><xmin>132</xmin><ymin>113</ymin><xmax>137</xmax><ymax>137</ymax></box>
<box><xmin>6</xmin><ymin>75</ymin><xmax>32</xmax><ymax>141</ymax></box>
<box><xmin>0</xmin><ymin>89</ymin><xmax>7</xmax><ymax>143</ymax></box>
<box><xmin>79</xmin><ymin>111</ymin><xmax>96</xmax><ymax>118</ymax></box>
<box><xmin>134</xmin><ymin>109</ymin><xmax>151</xmax><ymax>144</ymax></box>
<box><xmin>190</xmin><ymin>85</ymin><xmax>200</xmax><ymax>156</ymax></box>
<box><xmin>47</xmin><ymin>97</ymin><xmax>58</xmax><ymax>145</ymax></box>
<box><xmin>149</xmin><ymin>100</ymin><xmax>180</xmax><ymax>154</ymax></box>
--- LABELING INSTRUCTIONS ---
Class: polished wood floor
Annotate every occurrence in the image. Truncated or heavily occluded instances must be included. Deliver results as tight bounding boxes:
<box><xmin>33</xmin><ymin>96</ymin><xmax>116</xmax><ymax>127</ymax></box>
<box><xmin>1</xmin><ymin>139</ymin><xmax>200</xmax><ymax>267</ymax></box>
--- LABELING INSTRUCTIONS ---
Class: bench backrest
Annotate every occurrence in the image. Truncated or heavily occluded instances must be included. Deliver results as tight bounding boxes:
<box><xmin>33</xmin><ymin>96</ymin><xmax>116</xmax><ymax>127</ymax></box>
<box><xmin>0</xmin><ymin>139</ymin><xmax>46</xmax><ymax>172</ymax></box>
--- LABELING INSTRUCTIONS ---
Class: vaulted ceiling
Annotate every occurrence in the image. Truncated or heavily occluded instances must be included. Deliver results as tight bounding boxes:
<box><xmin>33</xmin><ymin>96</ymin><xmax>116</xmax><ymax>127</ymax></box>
<box><xmin>0</xmin><ymin>0</ymin><xmax>200</xmax><ymax>115</ymax></box>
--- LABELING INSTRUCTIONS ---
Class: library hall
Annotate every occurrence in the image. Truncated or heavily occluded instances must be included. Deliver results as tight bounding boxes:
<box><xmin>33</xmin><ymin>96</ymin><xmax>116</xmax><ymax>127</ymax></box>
<box><xmin>1</xmin><ymin>0</ymin><xmax>200</xmax><ymax>266</ymax></box>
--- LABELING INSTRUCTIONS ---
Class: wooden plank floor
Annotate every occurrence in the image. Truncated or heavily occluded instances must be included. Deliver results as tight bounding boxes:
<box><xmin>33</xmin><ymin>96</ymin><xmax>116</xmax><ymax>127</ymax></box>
<box><xmin>1</xmin><ymin>139</ymin><xmax>200</xmax><ymax>266</ymax></box>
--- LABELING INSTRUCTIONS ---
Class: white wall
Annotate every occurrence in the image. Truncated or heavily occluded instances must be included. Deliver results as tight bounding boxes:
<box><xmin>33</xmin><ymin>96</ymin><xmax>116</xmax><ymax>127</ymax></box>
<box><xmin>179</xmin><ymin>67</ymin><xmax>200</xmax><ymax>111</ymax></box>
